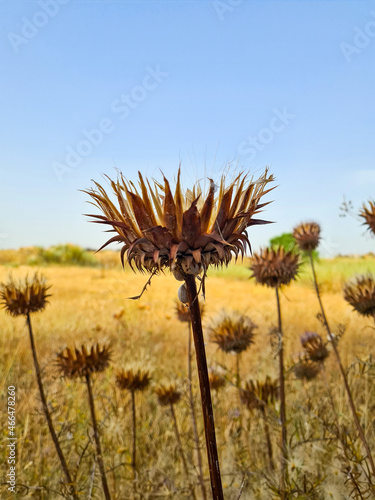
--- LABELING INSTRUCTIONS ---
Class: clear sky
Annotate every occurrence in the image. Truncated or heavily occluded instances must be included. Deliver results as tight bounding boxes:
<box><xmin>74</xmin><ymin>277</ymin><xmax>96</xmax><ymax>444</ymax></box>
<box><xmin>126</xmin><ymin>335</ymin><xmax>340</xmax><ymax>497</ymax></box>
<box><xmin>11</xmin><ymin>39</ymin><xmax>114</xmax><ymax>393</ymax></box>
<box><xmin>1</xmin><ymin>0</ymin><xmax>375</xmax><ymax>256</ymax></box>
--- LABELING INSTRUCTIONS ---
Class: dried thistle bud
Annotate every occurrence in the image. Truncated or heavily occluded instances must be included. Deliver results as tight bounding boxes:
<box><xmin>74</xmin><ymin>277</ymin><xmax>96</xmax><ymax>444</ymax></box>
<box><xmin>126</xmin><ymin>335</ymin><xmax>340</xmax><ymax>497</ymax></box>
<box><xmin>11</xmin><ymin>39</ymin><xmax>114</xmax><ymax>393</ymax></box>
<box><xmin>209</xmin><ymin>372</ymin><xmax>226</xmax><ymax>391</ymax></box>
<box><xmin>240</xmin><ymin>376</ymin><xmax>279</xmax><ymax>411</ymax></box>
<box><xmin>300</xmin><ymin>332</ymin><xmax>329</xmax><ymax>362</ymax></box>
<box><xmin>343</xmin><ymin>275</ymin><xmax>375</xmax><ymax>318</ymax></box>
<box><xmin>209</xmin><ymin>311</ymin><xmax>256</xmax><ymax>354</ymax></box>
<box><xmin>293</xmin><ymin>222</ymin><xmax>321</xmax><ymax>252</ymax></box>
<box><xmin>250</xmin><ymin>247</ymin><xmax>300</xmax><ymax>288</ymax></box>
<box><xmin>155</xmin><ymin>384</ymin><xmax>181</xmax><ymax>406</ymax></box>
<box><xmin>84</xmin><ymin>169</ymin><xmax>274</xmax><ymax>275</ymax></box>
<box><xmin>360</xmin><ymin>201</ymin><xmax>375</xmax><ymax>236</ymax></box>
<box><xmin>56</xmin><ymin>343</ymin><xmax>111</xmax><ymax>378</ymax></box>
<box><xmin>116</xmin><ymin>368</ymin><xmax>151</xmax><ymax>392</ymax></box>
<box><xmin>293</xmin><ymin>358</ymin><xmax>320</xmax><ymax>381</ymax></box>
<box><xmin>175</xmin><ymin>300</ymin><xmax>205</xmax><ymax>323</ymax></box>
<box><xmin>0</xmin><ymin>273</ymin><xmax>50</xmax><ymax>317</ymax></box>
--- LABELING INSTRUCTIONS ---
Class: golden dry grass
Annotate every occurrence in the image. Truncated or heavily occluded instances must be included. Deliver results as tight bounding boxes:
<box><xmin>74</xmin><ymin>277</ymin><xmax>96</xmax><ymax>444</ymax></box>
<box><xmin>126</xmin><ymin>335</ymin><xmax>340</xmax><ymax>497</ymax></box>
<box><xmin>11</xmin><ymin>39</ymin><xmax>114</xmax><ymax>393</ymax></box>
<box><xmin>1</xmin><ymin>256</ymin><xmax>375</xmax><ymax>499</ymax></box>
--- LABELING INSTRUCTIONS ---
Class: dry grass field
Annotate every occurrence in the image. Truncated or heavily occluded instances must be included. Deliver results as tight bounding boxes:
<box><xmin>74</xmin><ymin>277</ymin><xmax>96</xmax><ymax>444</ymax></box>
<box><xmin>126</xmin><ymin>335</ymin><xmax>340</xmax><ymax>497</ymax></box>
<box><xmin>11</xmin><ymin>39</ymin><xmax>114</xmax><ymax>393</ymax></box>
<box><xmin>1</xmin><ymin>253</ymin><xmax>375</xmax><ymax>499</ymax></box>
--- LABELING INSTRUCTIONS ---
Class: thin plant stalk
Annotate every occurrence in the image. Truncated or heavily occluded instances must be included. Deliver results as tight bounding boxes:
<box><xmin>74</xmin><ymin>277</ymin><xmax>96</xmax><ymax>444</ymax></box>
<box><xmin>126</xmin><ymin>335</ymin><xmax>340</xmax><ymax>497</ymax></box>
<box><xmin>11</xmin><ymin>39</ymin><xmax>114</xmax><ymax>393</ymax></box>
<box><xmin>260</xmin><ymin>407</ymin><xmax>275</xmax><ymax>471</ymax></box>
<box><xmin>131</xmin><ymin>390</ymin><xmax>137</xmax><ymax>488</ymax></box>
<box><xmin>185</xmin><ymin>274</ymin><xmax>224</xmax><ymax>500</ymax></box>
<box><xmin>275</xmin><ymin>287</ymin><xmax>287</xmax><ymax>498</ymax></box>
<box><xmin>170</xmin><ymin>403</ymin><xmax>197</xmax><ymax>500</ymax></box>
<box><xmin>308</xmin><ymin>251</ymin><xmax>375</xmax><ymax>477</ymax></box>
<box><xmin>26</xmin><ymin>313</ymin><xmax>78</xmax><ymax>500</ymax></box>
<box><xmin>187</xmin><ymin>321</ymin><xmax>207</xmax><ymax>500</ymax></box>
<box><xmin>85</xmin><ymin>373</ymin><xmax>111</xmax><ymax>500</ymax></box>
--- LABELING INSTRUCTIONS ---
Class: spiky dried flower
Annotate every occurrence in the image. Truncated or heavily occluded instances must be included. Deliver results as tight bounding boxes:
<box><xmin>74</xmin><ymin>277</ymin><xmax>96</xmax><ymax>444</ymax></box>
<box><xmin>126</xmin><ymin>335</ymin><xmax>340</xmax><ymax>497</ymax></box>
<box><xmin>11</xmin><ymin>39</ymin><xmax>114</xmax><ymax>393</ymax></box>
<box><xmin>155</xmin><ymin>384</ymin><xmax>181</xmax><ymax>406</ymax></box>
<box><xmin>250</xmin><ymin>247</ymin><xmax>300</xmax><ymax>288</ymax></box>
<box><xmin>209</xmin><ymin>372</ymin><xmax>226</xmax><ymax>391</ymax></box>
<box><xmin>0</xmin><ymin>273</ymin><xmax>50</xmax><ymax>317</ymax></box>
<box><xmin>209</xmin><ymin>311</ymin><xmax>257</xmax><ymax>354</ymax></box>
<box><xmin>175</xmin><ymin>300</ymin><xmax>205</xmax><ymax>323</ymax></box>
<box><xmin>83</xmin><ymin>169</ymin><xmax>274</xmax><ymax>276</ymax></box>
<box><xmin>240</xmin><ymin>376</ymin><xmax>279</xmax><ymax>411</ymax></box>
<box><xmin>116</xmin><ymin>368</ymin><xmax>151</xmax><ymax>392</ymax></box>
<box><xmin>343</xmin><ymin>275</ymin><xmax>375</xmax><ymax>318</ymax></box>
<box><xmin>56</xmin><ymin>344</ymin><xmax>111</xmax><ymax>378</ymax></box>
<box><xmin>293</xmin><ymin>358</ymin><xmax>320</xmax><ymax>381</ymax></box>
<box><xmin>293</xmin><ymin>222</ymin><xmax>321</xmax><ymax>252</ymax></box>
<box><xmin>300</xmin><ymin>331</ymin><xmax>329</xmax><ymax>362</ymax></box>
<box><xmin>360</xmin><ymin>201</ymin><xmax>375</xmax><ymax>236</ymax></box>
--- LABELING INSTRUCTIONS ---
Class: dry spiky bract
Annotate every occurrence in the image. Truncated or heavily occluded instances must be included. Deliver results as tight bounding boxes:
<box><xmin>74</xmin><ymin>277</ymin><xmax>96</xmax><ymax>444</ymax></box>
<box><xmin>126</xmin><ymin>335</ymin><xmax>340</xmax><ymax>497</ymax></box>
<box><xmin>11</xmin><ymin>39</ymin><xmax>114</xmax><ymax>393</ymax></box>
<box><xmin>343</xmin><ymin>275</ymin><xmax>375</xmax><ymax>318</ymax></box>
<box><xmin>116</xmin><ymin>368</ymin><xmax>151</xmax><ymax>392</ymax></box>
<box><xmin>250</xmin><ymin>247</ymin><xmax>300</xmax><ymax>288</ymax></box>
<box><xmin>209</xmin><ymin>311</ymin><xmax>257</xmax><ymax>354</ymax></box>
<box><xmin>240</xmin><ymin>376</ymin><xmax>278</xmax><ymax>411</ymax></box>
<box><xmin>301</xmin><ymin>331</ymin><xmax>329</xmax><ymax>362</ymax></box>
<box><xmin>84</xmin><ymin>169</ymin><xmax>274</xmax><ymax>275</ymax></box>
<box><xmin>293</xmin><ymin>358</ymin><xmax>320</xmax><ymax>381</ymax></box>
<box><xmin>293</xmin><ymin>222</ymin><xmax>321</xmax><ymax>252</ymax></box>
<box><xmin>209</xmin><ymin>372</ymin><xmax>226</xmax><ymax>391</ymax></box>
<box><xmin>155</xmin><ymin>384</ymin><xmax>181</xmax><ymax>406</ymax></box>
<box><xmin>360</xmin><ymin>201</ymin><xmax>375</xmax><ymax>235</ymax></box>
<box><xmin>0</xmin><ymin>273</ymin><xmax>50</xmax><ymax>317</ymax></box>
<box><xmin>56</xmin><ymin>344</ymin><xmax>111</xmax><ymax>378</ymax></box>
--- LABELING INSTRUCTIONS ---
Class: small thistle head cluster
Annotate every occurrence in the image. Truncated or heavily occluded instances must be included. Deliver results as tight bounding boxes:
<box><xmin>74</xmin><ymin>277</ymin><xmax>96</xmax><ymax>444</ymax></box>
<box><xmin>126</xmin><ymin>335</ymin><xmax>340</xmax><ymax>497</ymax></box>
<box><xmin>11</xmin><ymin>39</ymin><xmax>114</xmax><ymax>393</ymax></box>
<box><xmin>343</xmin><ymin>275</ymin><xmax>375</xmax><ymax>318</ymax></box>
<box><xmin>209</xmin><ymin>311</ymin><xmax>256</xmax><ymax>354</ymax></box>
<box><xmin>360</xmin><ymin>201</ymin><xmax>375</xmax><ymax>236</ymax></box>
<box><xmin>209</xmin><ymin>372</ymin><xmax>226</xmax><ymax>391</ymax></box>
<box><xmin>300</xmin><ymin>332</ymin><xmax>329</xmax><ymax>362</ymax></box>
<box><xmin>293</xmin><ymin>358</ymin><xmax>320</xmax><ymax>381</ymax></box>
<box><xmin>175</xmin><ymin>300</ymin><xmax>205</xmax><ymax>323</ymax></box>
<box><xmin>155</xmin><ymin>384</ymin><xmax>181</xmax><ymax>406</ymax></box>
<box><xmin>250</xmin><ymin>247</ymin><xmax>300</xmax><ymax>288</ymax></box>
<box><xmin>293</xmin><ymin>222</ymin><xmax>321</xmax><ymax>252</ymax></box>
<box><xmin>116</xmin><ymin>368</ymin><xmax>151</xmax><ymax>392</ymax></box>
<box><xmin>0</xmin><ymin>273</ymin><xmax>50</xmax><ymax>317</ymax></box>
<box><xmin>56</xmin><ymin>344</ymin><xmax>111</xmax><ymax>378</ymax></box>
<box><xmin>84</xmin><ymin>169</ymin><xmax>274</xmax><ymax>276</ymax></box>
<box><xmin>240</xmin><ymin>376</ymin><xmax>279</xmax><ymax>411</ymax></box>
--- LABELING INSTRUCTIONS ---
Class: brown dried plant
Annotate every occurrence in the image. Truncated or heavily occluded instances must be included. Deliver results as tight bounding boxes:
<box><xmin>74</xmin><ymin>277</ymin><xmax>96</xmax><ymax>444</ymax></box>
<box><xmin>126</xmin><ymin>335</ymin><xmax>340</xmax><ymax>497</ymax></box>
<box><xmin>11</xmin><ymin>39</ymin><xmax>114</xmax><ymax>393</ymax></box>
<box><xmin>293</xmin><ymin>358</ymin><xmax>320</xmax><ymax>381</ymax></box>
<box><xmin>293</xmin><ymin>222</ymin><xmax>321</xmax><ymax>252</ymax></box>
<box><xmin>209</xmin><ymin>311</ymin><xmax>257</xmax><ymax>354</ymax></box>
<box><xmin>343</xmin><ymin>274</ymin><xmax>375</xmax><ymax>319</ymax></box>
<box><xmin>0</xmin><ymin>274</ymin><xmax>77</xmax><ymax>500</ymax></box>
<box><xmin>85</xmin><ymin>167</ymin><xmax>275</xmax><ymax>499</ymax></box>
<box><xmin>360</xmin><ymin>200</ymin><xmax>375</xmax><ymax>235</ymax></box>
<box><xmin>57</xmin><ymin>343</ymin><xmax>112</xmax><ymax>500</ymax></box>
<box><xmin>209</xmin><ymin>372</ymin><xmax>226</xmax><ymax>391</ymax></box>
<box><xmin>300</xmin><ymin>332</ymin><xmax>329</xmax><ymax>362</ymax></box>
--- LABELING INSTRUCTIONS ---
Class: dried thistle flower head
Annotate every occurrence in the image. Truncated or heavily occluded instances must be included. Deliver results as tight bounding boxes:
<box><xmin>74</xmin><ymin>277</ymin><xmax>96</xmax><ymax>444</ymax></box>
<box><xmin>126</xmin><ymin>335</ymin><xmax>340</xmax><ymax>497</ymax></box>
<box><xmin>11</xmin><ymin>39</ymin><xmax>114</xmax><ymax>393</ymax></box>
<box><xmin>293</xmin><ymin>222</ymin><xmax>321</xmax><ymax>252</ymax></box>
<box><xmin>56</xmin><ymin>343</ymin><xmax>111</xmax><ymax>378</ymax></box>
<box><xmin>209</xmin><ymin>372</ymin><xmax>226</xmax><ymax>391</ymax></box>
<box><xmin>116</xmin><ymin>368</ymin><xmax>151</xmax><ymax>392</ymax></box>
<box><xmin>343</xmin><ymin>275</ymin><xmax>375</xmax><ymax>318</ymax></box>
<box><xmin>293</xmin><ymin>358</ymin><xmax>320</xmax><ymax>381</ymax></box>
<box><xmin>240</xmin><ymin>376</ymin><xmax>279</xmax><ymax>411</ymax></box>
<box><xmin>360</xmin><ymin>201</ymin><xmax>375</xmax><ymax>235</ymax></box>
<box><xmin>155</xmin><ymin>384</ymin><xmax>181</xmax><ymax>406</ymax></box>
<box><xmin>84</xmin><ymin>168</ymin><xmax>274</xmax><ymax>276</ymax></box>
<box><xmin>0</xmin><ymin>273</ymin><xmax>50</xmax><ymax>317</ymax></box>
<box><xmin>250</xmin><ymin>247</ymin><xmax>300</xmax><ymax>288</ymax></box>
<box><xmin>300</xmin><ymin>331</ymin><xmax>329</xmax><ymax>362</ymax></box>
<box><xmin>209</xmin><ymin>311</ymin><xmax>257</xmax><ymax>354</ymax></box>
<box><xmin>175</xmin><ymin>300</ymin><xmax>205</xmax><ymax>323</ymax></box>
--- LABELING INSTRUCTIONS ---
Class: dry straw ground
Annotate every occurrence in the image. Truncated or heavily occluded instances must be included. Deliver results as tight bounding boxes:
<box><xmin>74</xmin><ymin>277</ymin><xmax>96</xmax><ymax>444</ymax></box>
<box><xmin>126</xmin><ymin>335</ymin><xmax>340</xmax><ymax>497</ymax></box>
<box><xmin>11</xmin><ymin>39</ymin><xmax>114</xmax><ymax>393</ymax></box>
<box><xmin>1</xmin><ymin>253</ymin><xmax>375</xmax><ymax>499</ymax></box>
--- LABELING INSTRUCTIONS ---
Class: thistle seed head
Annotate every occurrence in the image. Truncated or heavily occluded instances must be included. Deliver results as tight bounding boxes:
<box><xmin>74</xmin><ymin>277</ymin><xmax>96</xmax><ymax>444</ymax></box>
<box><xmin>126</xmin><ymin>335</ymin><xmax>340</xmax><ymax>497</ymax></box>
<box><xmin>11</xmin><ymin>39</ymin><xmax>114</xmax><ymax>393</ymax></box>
<box><xmin>300</xmin><ymin>331</ymin><xmax>329</xmax><ymax>362</ymax></box>
<box><xmin>293</xmin><ymin>222</ymin><xmax>321</xmax><ymax>252</ymax></box>
<box><xmin>360</xmin><ymin>201</ymin><xmax>375</xmax><ymax>236</ymax></box>
<box><xmin>84</xmin><ymin>168</ymin><xmax>274</xmax><ymax>275</ymax></box>
<box><xmin>0</xmin><ymin>273</ymin><xmax>50</xmax><ymax>317</ymax></box>
<box><xmin>240</xmin><ymin>376</ymin><xmax>279</xmax><ymax>411</ymax></box>
<box><xmin>116</xmin><ymin>368</ymin><xmax>151</xmax><ymax>392</ymax></box>
<box><xmin>343</xmin><ymin>275</ymin><xmax>375</xmax><ymax>318</ymax></box>
<box><xmin>250</xmin><ymin>247</ymin><xmax>300</xmax><ymax>288</ymax></box>
<box><xmin>209</xmin><ymin>311</ymin><xmax>256</xmax><ymax>354</ymax></box>
<box><xmin>56</xmin><ymin>343</ymin><xmax>111</xmax><ymax>378</ymax></box>
<box><xmin>155</xmin><ymin>384</ymin><xmax>181</xmax><ymax>406</ymax></box>
<box><xmin>293</xmin><ymin>358</ymin><xmax>320</xmax><ymax>381</ymax></box>
<box><xmin>209</xmin><ymin>372</ymin><xmax>226</xmax><ymax>391</ymax></box>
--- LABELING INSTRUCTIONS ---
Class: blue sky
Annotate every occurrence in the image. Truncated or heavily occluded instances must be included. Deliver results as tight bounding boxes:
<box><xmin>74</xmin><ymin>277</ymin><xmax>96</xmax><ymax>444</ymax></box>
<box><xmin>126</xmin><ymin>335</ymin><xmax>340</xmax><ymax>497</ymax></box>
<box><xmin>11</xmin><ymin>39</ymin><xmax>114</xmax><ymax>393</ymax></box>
<box><xmin>1</xmin><ymin>0</ymin><xmax>375</xmax><ymax>256</ymax></box>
